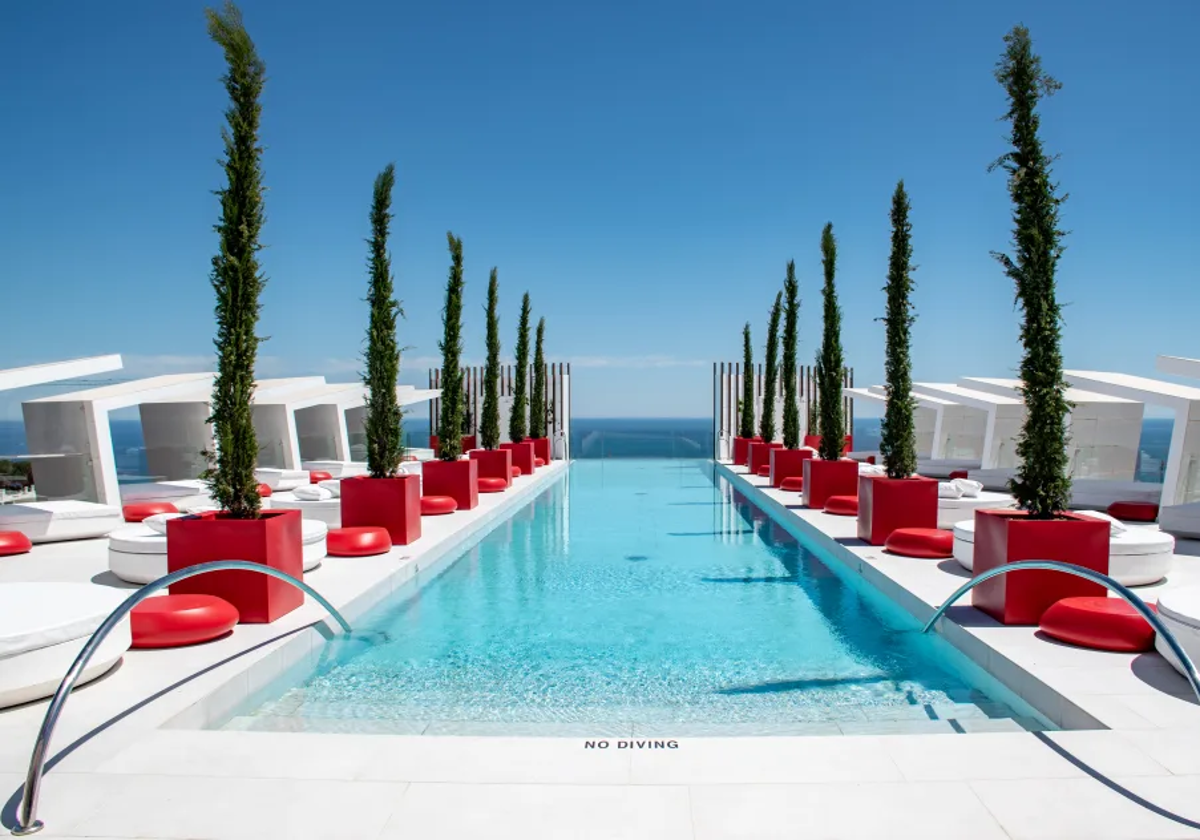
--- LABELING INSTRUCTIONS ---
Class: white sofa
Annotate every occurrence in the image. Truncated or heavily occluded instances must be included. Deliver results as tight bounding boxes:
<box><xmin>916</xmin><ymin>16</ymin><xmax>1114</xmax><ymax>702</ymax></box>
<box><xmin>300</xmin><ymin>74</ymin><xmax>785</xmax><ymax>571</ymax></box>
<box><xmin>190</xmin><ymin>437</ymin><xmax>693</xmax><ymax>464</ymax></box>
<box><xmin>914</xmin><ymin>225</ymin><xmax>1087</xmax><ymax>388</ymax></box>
<box><xmin>0</xmin><ymin>583</ymin><xmax>131</xmax><ymax>708</ymax></box>
<box><xmin>0</xmin><ymin>501</ymin><xmax>124</xmax><ymax>543</ymax></box>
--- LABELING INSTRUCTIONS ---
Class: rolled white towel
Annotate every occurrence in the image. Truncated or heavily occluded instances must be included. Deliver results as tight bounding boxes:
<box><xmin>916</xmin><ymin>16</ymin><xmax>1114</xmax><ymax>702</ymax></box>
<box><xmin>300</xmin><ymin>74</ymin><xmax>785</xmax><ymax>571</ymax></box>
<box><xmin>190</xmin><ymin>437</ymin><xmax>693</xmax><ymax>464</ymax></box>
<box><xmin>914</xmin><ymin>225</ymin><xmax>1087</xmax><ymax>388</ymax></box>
<box><xmin>317</xmin><ymin>479</ymin><xmax>342</xmax><ymax>498</ymax></box>
<box><xmin>1076</xmin><ymin>510</ymin><xmax>1128</xmax><ymax>534</ymax></box>
<box><xmin>858</xmin><ymin>463</ymin><xmax>886</xmax><ymax>476</ymax></box>
<box><xmin>292</xmin><ymin>485</ymin><xmax>333</xmax><ymax>502</ymax></box>
<box><xmin>143</xmin><ymin>512</ymin><xmax>186</xmax><ymax>534</ymax></box>
<box><xmin>951</xmin><ymin>478</ymin><xmax>984</xmax><ymax>498</ymax></box>
<box><xmin>938</xmin><ymin>481</ymin><xmax>964</xmax><ymax>499</ymax></box>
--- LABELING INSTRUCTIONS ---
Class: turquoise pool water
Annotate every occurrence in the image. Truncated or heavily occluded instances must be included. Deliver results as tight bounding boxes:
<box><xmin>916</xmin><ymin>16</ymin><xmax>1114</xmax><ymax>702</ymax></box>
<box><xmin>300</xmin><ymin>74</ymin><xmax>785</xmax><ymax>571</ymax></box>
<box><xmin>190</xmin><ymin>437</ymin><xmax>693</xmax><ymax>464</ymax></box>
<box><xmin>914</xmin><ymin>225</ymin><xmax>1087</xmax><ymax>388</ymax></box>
<box><xmin>224</xmin><ymin>460</ymin><xmax>1050</xmax><ymax>735</ymax></box>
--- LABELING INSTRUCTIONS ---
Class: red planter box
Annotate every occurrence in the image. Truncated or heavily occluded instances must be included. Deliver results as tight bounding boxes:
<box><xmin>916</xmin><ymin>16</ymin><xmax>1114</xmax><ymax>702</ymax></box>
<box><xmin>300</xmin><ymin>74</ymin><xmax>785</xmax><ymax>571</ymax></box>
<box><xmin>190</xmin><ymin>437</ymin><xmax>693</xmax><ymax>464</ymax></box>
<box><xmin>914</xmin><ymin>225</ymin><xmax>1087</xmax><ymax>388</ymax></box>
<box><xmin>802</xmin><ymin>459</ymin><xmax>859</xmax><ymax>509</ymax></box>
<box><xmin>340</xmin><ymin>475</ymin><xmax>422</xmax><ymax>546</ymax></box>
<box><xmin>501</xmin><ymin>441</ymin><xmax>537</xmax><ymax>476</ymax></box>
<box><xmin>429</xmin><ymin>435</ymin><xmax>477</xmax><ymax>457</ymax></box>
<box><xmin>422</xmin><ymin>458</ymin><xmax>479</xmax><ymax>511</ymax></box>
<box><xmin>748</xmin><ymin>442</ymin><xmax>784</xmax><ymax>475</ymax></box>
<box><xmin>803</xmin><ymin>434</ymin><xmax>853</xmax><ymax>455</ymax></box>
<box><xmin>530</xmin><ymin>437</ymin><xmax>551</xmax><ymax>464</ymax></box>
<box><xmin>856</xmin><ymin>475</ymin><xmax>938</xmax><ymax>546</ymax></box>
<box><xmin>769</xmin><ymin>448</ymin><xmax>813</xmax><ymax>488</ymax></box>
<box><xmin>469</xmin><ymin>448</ymin><xmax>514</xmax><ymax>487</ymax></box>
<box><xmin>732</xmin><ymin>436</ymin><xmax>762</xmax><ymax>466</ymax></box>
<box><xmin>166</xmin><ymin>509</ymin><xmax>303</xmax><ymax>624</ymax></box>
<box><xmin>972</xmin><ymin>509</ymin><xmax>1110</xmax><ymax>625</ymax></box>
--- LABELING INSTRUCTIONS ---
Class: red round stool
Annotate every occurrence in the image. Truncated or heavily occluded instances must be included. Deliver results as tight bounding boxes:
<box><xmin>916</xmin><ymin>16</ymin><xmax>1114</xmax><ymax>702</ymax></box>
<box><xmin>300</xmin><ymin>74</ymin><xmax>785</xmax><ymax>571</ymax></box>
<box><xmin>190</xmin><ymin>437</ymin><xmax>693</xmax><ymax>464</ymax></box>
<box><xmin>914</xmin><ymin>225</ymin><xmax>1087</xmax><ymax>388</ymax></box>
<box><xmin>756</xmin><ymin>465</ymin><xmax>771</xmax><ymax>477</ymax></box>
<box><xmin>257</xmin><ymin>483</ymin><xmax>273</xmax><ymax>498</ymax></box>
<box><xmin>823</xmin><ymin>495</ymin><xmax>858</xmax><ymax>516</ymax></box>
<box><xmin>309</xmin><ymin>470</ymin><xmax>333</xmax><ymax>484</ymax></box>
<box><xmin>1107</xmin><ymin>501</ymin><xmax>1159</xmax><ymax>522</ymax></box>
<box><xmin>534</xmin><ymin>458</ymin><xmax>546</xmax><ymax>468</ymax></box>
<box><xmin>421</xmin><ymin>495</ymin><xmax>458</xmax><ymax>516</ymax></box>
<box><xmin>130</xmin><ymin>594</ymin><xmax>239</xmax><ymax>649</ymax></box>
<box><xmin>0</xmin><ymin>531</ymin><xmax>33</xmax><ymax>556</ymax></box>
<box><xmin>885</xmin><ymin>527</ymin><xmax>954</xmax><ymax>559</ymax></box>
<box><xmin>780</xmin><ymin>477</ymin><xmax>804</xmax><ymax>492</ymax></box>
<box><xmin>948</xmin><ymin>470</ymin><xmax>969</xmax><ymax>480</ymax></box>
<box><xmin>511</xmin><ymin>465</ymin><xmax>523</xmax><ymax>478</ymax></box>
<box><xmin>478</xmin><ymin>477</ymin><xmax>507</xmax><ymax>493</ymax></box>
<box><xmin>122</xmin><ymin>502</ymin><xmax>179</xmax><ymax>523</ymax></box>
<box><xmin>1039</xmin><ymin>597</ymin><xmax>1157</xmax><ymax>652</ymax></box>
<box><xmin>327</xmin><ymin>526</ymin><xmax>392</xmax><ymax>557</ymax></box>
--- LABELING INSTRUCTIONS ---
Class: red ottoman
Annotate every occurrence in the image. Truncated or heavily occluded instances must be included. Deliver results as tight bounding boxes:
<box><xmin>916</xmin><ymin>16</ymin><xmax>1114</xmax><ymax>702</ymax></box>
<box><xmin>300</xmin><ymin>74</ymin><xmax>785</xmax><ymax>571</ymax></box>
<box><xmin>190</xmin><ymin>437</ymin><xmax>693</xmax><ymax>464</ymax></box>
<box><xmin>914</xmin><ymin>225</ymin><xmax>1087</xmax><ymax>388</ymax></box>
<box><xmin>780</xmin><ymin>477</ymin><xmax>804</xmax><ymax>492</ymax></box>
<box><xmin>885</xmin><ymin>527</ymin><xmax>953</xmax><ymax>559</ymax></box>
<box><xmin>511</xmin><ymin>466</ymin><xmax>523</xmax><ymax>478</ymax></box>
<box><xmin>534</xmin><ymin>458</ymin><xmax>546</xmax><ymax>468</ymax></box>
<box><xmin>309</xmin><ymin>470</ymin><xmax>333</xmax><ymax>484</ymax></box>
<box><xmin>0</xmin><ymin>531</ymin><xmax>33</xmax><ymax>556</ymax></box>
<box><xmin>479</xmin><ymin>477</ymin><xmax>507</xmax><ymax>493</ymax></box>
<box><xmin>1108</xmin><ymin>501</ymin><xmax>1159</xmax><ymax>522</ymax></box>
<box><xmin>421</xmin><ymin>495</ymin><xmax>458</xmax><ymax>516</ymax></box>
<box><xmin>257</xmin><ymin>483</ymin><xmax>273</xmax><ymax>498</ymax></box>
<box><xmin>756</xmin><ymin>465</ymin><xmax>771</xmax><ymax>477</ymax></box>
<box><xmin>327</xmin><ymin>526</ymin><xmax>392</xmax><ymax>557</ymax></box>
<box><xmin>130</xmin><ymin>594</ymin><xmax>239</xmax><ymax>649</ymax></box>
<box><xmin>948</xmin><ymin>470</ymin><xmax>969</xmax><ymax>480</ymax></box>
<box><xmin>123</xmin><ymin>502</ymin><xmax>180</xmax><ymax>523</ymax></box>
<box><xmin>1039</xmin><ymin>597</ymin><xmax>1157</xmax><ymax>653</ymax></box>
<box><xmin>824</xmin><ymin>495</ymin><xmax>859</xmax><ymax>516</ymax></box>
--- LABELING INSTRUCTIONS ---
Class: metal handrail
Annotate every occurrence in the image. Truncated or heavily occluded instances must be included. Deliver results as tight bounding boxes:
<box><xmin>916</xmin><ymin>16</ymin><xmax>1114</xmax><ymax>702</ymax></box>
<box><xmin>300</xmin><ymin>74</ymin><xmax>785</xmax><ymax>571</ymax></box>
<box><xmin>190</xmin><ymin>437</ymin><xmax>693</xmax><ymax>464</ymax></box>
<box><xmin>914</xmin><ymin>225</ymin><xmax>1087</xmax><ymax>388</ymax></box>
<box><xmin>12</xmin><ymin>561</ymin><xmax>352</xmax><ymax>837</ymax></box>
<box><xmin>921</xmin><ymin>560</ymin><xmax>1200</xmax><ymax>706</ymax></box>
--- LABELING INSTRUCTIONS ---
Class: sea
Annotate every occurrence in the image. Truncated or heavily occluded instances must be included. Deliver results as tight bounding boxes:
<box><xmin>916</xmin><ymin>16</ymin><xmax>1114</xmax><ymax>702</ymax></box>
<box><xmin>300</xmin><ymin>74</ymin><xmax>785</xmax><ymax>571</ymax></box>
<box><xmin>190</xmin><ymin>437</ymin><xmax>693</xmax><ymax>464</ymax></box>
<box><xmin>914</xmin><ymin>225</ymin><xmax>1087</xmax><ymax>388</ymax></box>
<box><xmin>0</xmin><ymin>417</ymin><xmax>1174</xmax><ymax>484</ymax></box>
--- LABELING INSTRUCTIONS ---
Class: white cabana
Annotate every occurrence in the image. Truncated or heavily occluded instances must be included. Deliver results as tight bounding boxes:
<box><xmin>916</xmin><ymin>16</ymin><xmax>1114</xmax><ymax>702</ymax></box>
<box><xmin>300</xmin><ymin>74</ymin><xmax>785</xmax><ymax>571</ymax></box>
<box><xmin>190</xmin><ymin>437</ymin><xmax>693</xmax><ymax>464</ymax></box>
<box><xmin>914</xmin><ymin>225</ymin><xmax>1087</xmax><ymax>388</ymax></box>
<box><xmin>911</xmin><ymin>382</ymin><xmax>1024</xmax><ymax>471</ymax></box>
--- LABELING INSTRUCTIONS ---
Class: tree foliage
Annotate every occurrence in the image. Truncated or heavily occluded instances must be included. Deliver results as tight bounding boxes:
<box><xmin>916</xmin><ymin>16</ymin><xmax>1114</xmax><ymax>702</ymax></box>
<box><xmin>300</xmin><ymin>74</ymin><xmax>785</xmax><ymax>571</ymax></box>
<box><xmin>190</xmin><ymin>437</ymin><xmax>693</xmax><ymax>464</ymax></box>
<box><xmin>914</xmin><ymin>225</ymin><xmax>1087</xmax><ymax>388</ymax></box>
<box><xmin>816</xmin><ymin>223</ymin><xmax>845</xmax><ymax>461</ymax></box>
<box><xmin>759</xmin><ymin>293</ymin><xmax>782</xmax><ymax>442</ymax></box>
<box><xmin>509</xmin><ymin>293</ymin><xmax>531</xmax><ymax>442</ymax></box>
<box><xmin>739</xmin><ymin>323</ymin><xmax>755</xmax><ymax>438</ymax></box>
<box><xmin>480</xmin><ymin>268</ymin><xmax>501</xmax><ymax>450</ymax></box>
<box><xmin>531</xmin><ymin>317</ymin><xmax>547</xmax><ymax>438</ymax></box>
<box><xmin>437</xmin><ymin>233</ymin><xmax>465</xmax><ymax>461</ymax></box>
<box><xmin>781</xmin><ymin>262</ymin><xmax>800</xmax><ymax>449</ymax></box>
<box><xmin>880</xmin><ymin>181</ymin><xmax>918</xmax><ymax>479</ymax></box>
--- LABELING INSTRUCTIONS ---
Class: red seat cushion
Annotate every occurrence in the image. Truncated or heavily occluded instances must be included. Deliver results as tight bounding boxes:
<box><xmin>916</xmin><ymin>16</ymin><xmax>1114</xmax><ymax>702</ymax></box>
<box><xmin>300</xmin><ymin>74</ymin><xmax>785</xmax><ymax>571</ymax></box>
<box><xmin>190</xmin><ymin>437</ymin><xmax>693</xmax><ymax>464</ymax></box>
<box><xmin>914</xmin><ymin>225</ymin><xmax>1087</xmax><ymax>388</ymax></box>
<box><xmin>1107</xmin><ymin>501</ymin><xmax>1159</xmax><ymax>522</ymax></box>
<box><xmin>122</xmin><ymin>502</ymin><xmax>179</xmax><ymax>523</ymax></box>
<box><xmin>534</xmin><ymin>458</ymin><xmax>546</xmax><ymax>468</ymax></box>
<box><xmin>1039</xmin><ymin>596</ymin><xmax>1157</xmax><ymax>652</ymax></box>
<box><xmin>756</xmin><ymin>465</ymin><xmax>771</xmax><ymax>477</ymax></box>
<box><xmin>511</xmin><ymin>465</ymin><xmax>524</xmax><ymax>478</ymax></box>
<box><xmin>780</xmin><ymin>476</ymin><xmax>804</xmax><ymax>492</ymax></box>
<box><xmin>257</xmin><ymin>483</ymin><xmax>273</xmax><ymax>498</ymax></box>
<box><xmin>421</xmin><ymin>495</ymin><xmax>458</xmax><ymax>516</ymax></box>
<box><xmin>309</xmin><ymin>470</ymin><xmax>333</xmax><ymax>484</ymax></box>
<box><xmin>885</xmin><ymin>527</ymin><xmax>954</xmax><ymax>559</ymax></box>
<box><xmin>948</xmin><ymin>470</ymin><xmax>969</xmax><ymax>480</ymax></box>
<box><xmin>327</xmin><ymin>526</ymin><xmax>392</xmax><ymax>557</ymax></box>
<box><xmin>130</xmin><ymin>594</ymin><xmax>239</xmax><ymax>648</ymax></box>
<box><xmin>478</xmin><ymin>477</ymin><xmax>507</xmax><ymax>494</ymax></box>
<box><xmin>0</xmin><ymin>531</ymin><xmax>33</xmax><ymax>557</ymax></box>
<box><xmin>824</xmin><ymin>495</ymin><xmax>859</xmax><ymax>516</ymax></box>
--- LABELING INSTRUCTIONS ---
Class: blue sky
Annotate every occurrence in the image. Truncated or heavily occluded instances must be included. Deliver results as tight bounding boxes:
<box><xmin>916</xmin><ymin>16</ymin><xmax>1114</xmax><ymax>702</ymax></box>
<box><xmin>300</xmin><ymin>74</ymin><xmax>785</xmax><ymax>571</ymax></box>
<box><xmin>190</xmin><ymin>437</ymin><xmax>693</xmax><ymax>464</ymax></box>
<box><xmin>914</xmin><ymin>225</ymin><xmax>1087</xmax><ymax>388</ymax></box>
<box><xmin>2</xmin><ymin>0</ymin><xmax>1197</xmax><ymax>419</ymax></box>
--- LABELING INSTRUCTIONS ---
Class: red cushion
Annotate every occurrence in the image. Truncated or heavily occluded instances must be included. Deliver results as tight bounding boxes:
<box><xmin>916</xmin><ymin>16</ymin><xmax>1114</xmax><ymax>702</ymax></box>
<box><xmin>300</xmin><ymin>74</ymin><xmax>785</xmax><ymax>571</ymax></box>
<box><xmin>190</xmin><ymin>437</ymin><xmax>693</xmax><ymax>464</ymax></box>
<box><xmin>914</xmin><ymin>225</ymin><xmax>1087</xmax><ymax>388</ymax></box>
<box><xmin>756</xmin><ymin>465</ymin><xmax>771</xmax><ymax>477</ymax></box>
<box><xmin>257</xmin><ymin>483</ymin><xmax>273</xmax><ymax>498</ymax></box>
<box><xmin>823</xmin><ymin>495</ymin><xmax>859</xmax><ymax>516</ymax></box>
<box><xmin>122</xmin><ymin>502</ymin><xmax>179</xmax><ymax>523</ymax></box>
<box><xmin>780</xmin><ymin>476</ymin><xmax>804</xmax><ymax>492</ymax></box>
<box><xmin>1107</xmin><ymin>501</ymin><xmax>1159</xmax><ymax>522</ymax></box>
<box><xmin>511</xmin><ymin>465</ymin><xmax>523</xmax><ymax>478</ymax></box>
<box><xmin>478</xmin><ymin>477</ymin><xmax>507</xmax><ymax>494</ymax></box>
<box><xmin>130</xmin><ymin>594</ymin><xmax>239</xmax><ymax>648</ymax></box>
<box><xmin>327</xmin><ymin>526</ymin><xmax>392</xmax><ymax>557</ymax></box>
<box><xmin>948</xmin><ymin>470</ymin><xmax>969</xmax><ymax>480</ymax></box>
<box><xmin>0</xmin><ymin>531</ymin><xmax>33</xmax><ymax>556</ymax></box>
<box><xmin>1039</xmin><ymin>596</ymin><xmax>1157</xmax><ymax>652</ymax></box>
<box><xmin>534</xmin><ymin>458</ymin><xmax>546</xmax><ymax>468</ymax></box>
<box><xmin>421</xmin><ymin>495</ymin><xmax>458</xmax><ymax>516</ymax></box>
<box><xmin>309</xmin><ymin>471</ymin><xmax>333</xmax><ymax>484</ymax></box>
<box><xmin>885</xmin><ymin>527</ymin><xmax>954</xmax><ymax>559</ymax></box>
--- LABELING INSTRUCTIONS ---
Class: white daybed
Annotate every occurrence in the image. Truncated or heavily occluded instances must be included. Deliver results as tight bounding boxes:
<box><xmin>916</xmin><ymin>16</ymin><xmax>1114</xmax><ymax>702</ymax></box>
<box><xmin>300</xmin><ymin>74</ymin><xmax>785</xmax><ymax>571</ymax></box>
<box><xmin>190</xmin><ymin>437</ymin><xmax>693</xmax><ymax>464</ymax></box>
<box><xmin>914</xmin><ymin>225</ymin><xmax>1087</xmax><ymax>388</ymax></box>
<box><xmin>301</xmin><ymin>460</ymin><xmax>369</xmax><ymax>478</ymax></box>
<box><xmin>1159</xmin><ymin>502</ymin><xmax>1200</xmax><ymax>540</ymax></box>
<box><xmin>121</xmin><ymin>479</ymin><xmax>215</xmax><ymax>513</ymax></box>
<box><xmin>1155</xmin><ymin>586</ymin><xmax>1200</xmax><ymax>677</ymax></box>
<box><xmin>0</xmin><ymin>583</ymin><xmax>131</xmax><ymax>708</ymax></box>
<box><xmin>108</xmin><ymin>516</ymin><xmax>328</xmax><ymax>585</ymax></box>
<box><xmin>938</xmin><ymin>491</ymin><xmax>1016</xmax><ymax>529</ymax></box>
<box><xmin>254</xmin><ymin>468</ymin><xmax>310</xmax><ymax>491</ymax></box>
<box><xmin>270</xmin><ymin>482</ymin><xmax>342</xmax><ymax>528</ymax></box>
<box><xmin>0</xmin><ymin>501</ymin><xmax>123</xmax><ymax>544</ymax></box>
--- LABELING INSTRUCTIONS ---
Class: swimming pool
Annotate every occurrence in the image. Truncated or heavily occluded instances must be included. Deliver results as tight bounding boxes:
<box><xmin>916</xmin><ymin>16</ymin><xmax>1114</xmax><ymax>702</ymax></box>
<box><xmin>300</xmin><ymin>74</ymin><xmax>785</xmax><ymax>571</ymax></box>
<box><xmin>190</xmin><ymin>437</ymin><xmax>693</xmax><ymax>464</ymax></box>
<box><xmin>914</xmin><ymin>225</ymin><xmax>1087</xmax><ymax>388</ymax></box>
<box><xmin>222</xmin><ymin>460</ymin><xmax>1050</xmax><ymax>736</ymax></box>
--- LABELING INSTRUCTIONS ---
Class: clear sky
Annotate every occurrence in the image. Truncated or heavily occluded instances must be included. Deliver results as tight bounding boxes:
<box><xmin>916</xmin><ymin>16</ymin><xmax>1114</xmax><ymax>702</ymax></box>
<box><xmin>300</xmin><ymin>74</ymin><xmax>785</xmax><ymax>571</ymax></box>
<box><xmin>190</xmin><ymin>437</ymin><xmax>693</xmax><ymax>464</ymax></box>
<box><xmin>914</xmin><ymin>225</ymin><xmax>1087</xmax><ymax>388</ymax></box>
<box><xmin>2</xmin><ymin>0</ymin><xmax>1197</xmax><ymax>419</ymax></box>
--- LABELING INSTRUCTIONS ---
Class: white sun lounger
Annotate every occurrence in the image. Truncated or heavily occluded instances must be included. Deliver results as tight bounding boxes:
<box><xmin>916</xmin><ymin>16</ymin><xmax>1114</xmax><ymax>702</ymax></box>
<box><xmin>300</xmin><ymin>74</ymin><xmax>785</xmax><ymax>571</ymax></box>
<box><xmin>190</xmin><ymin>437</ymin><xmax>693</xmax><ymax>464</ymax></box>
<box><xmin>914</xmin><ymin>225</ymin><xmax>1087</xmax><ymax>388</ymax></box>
<box><xmin>0</xmin><ymin>501</ymin><xmax>124</xmax><ymax>543</ymax></box>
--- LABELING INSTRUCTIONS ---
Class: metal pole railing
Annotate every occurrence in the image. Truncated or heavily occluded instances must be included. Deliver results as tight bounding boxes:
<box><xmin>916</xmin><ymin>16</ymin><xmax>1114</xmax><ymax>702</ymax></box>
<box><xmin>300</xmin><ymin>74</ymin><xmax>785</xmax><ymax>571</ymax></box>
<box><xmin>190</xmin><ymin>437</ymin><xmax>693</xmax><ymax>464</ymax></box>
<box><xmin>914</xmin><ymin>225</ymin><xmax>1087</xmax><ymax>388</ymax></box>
<box><xmin>12</xmin><ymin>560</ymin><xmax>352</xmax><ymax>837</ymax></box>
<box><xmin>921</xmin><ymin>560</ymin><xmax>1200</xmax><ymax>706</ymax></box>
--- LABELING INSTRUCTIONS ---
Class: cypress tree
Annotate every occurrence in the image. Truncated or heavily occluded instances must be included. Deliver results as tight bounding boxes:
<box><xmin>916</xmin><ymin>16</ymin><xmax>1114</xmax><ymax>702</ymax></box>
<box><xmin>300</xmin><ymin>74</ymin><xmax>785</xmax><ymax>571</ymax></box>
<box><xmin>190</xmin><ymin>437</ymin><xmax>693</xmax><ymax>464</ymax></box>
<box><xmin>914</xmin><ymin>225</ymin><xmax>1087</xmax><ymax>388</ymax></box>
<box><xmin>815</xmin><ymin>223</ymin><xmax>845</xmax><ymax>461</ymax></box>
<box><xmin>531</xmin><ymin>318</ymin><xmax>547</xmax><ymax>438</ymax></box>
<box><xmin>509</xmin><ymin>293</ymin><xmax>531</xmax><ymax>442</ymax></box>
<box><xmin>202</xmin><ymin>1</ymin><xmax>267</xmax><ymax>519</ymax></box>
<box><xmin>739</xmin><ymin>323</ymin><xmax>755</xmax><ymax>438</ymax></box>
<box><xmin>362</xmin><ymin>163</ymin><xmax>404</xmax><ymax>478</ymax></box>
<box><xmin>437</xmin><ymin>233</ymin><xmax>465</xmax><ymax>461</ymax></box>
<box><xmin>880</xmin><ymin>181</ymin><xmax>918</xmax><ymax>479</ymax></box>
<box><xmin>759</xmin><ymin>292</ymin><xmax>782</xmax><ymax>443</ymax></box>
<box><xmin>992</xmin><ymin>25</ymin><xmax>1071</xmax><ymax>518</ymax></box>
<box><xmin>480</xmin><ymin>268</ymin><xmax>501</xmax><ymax>450</ymax></box>
<box><xmin>781</xmin><ymin>262</ymin><xmax>800</xmax><ymax>449</ymax></box>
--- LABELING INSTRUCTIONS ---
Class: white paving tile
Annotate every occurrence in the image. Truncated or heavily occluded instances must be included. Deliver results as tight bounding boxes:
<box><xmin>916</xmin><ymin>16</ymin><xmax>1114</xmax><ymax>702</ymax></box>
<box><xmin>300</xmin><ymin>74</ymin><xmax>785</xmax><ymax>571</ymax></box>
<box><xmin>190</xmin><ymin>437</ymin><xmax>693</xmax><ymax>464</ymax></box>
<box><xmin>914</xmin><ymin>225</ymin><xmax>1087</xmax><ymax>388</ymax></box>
<box><xmin>1117</xmin><ymin>729</ymin><xmax>1200</xmax><ymax>775</ymax></box>
<box><xmin>883</xmin><ymin>732</ymin><xmax>1085</xmax><ymax>781</ymax></box>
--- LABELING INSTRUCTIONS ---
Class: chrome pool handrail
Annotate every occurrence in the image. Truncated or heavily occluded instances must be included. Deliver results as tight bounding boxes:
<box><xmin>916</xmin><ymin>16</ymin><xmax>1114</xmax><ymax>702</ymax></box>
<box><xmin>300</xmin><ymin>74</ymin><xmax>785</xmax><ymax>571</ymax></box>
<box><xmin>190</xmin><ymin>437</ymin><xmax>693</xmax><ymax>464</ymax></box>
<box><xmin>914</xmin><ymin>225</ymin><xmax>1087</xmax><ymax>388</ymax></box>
<box><xmin>12</xmin><ymin>560</ymin><xmax>352</xmax><ymax>837</ymax></box>
<box><xmin>921</xmin><ymin>560</ymin><xmax>1200</xmax><ymax>706</ymax></box>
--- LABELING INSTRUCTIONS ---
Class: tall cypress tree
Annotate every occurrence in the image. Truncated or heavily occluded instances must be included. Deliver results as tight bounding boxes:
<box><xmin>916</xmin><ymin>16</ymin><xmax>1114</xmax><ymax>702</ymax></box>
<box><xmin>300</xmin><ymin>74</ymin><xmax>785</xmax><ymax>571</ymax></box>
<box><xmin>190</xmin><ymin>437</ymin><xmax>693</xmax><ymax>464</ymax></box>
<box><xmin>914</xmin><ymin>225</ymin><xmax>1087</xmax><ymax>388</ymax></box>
<box><xmin>880</xmin><ymin>181</ymin><xmax>918</xmax><ymax>479</ymax></box>
<box><xmin>437</xmin><ymin>233</ymin><xmax>465</xmax><ymax>461</ymax></box>
<box><xmin>480</xmin><ymin>268</ymin><xmax>501</xmax><ymax>450</ymax></box>
<box><xmin>531</xmin><ymin>318</ymin><xmax>547</xmax><ymax>438</ymax></box>
<box><xmin>509</xmin><ymin>293</ymin><xmax>531</xmax><ymax>442</ymax></box>
<box><xmin>362</xmin><ymin>163</ymin><xmax>404</xmax><ymax>478</ymax></box>
<box><xmin>992</xmin><ymin>25</ymin><xmax>1071</xmax><ymax>518</ymax></box>
<box><xmin>781</xmin><ymin>262</ymin><xmax>800</xmax><ymax>449</ymax></box>
<box><xmin>739</xmin><ymin>323</ymin><xmax>755</xmax><ymax>438</ymax></box>
<box><xmin>759</xmin><ymin>292</ymin><xmax>782</xmax><ymax>443</ymax></box>
<box><xmin>816</xmin><ymin>223</ymin><xmax>845</xmax><ymax>461</ymax></box>
<box><xmin>202</xmin><ymin>1</ymin><xmax>267</xmax><ymax>519</ymax></box>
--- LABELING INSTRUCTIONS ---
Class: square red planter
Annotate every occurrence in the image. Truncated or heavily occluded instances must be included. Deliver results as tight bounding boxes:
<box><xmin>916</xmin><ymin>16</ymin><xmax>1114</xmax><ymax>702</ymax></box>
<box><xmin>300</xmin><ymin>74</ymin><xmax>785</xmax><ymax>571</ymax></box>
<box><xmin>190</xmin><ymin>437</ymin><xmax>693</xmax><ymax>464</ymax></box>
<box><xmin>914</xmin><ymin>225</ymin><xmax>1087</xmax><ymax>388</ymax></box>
<box><xmin>972</xmin><ymin>509</ymin><xmax>1110</xmax><ymax>625</ymax></box>
<box><xmin>747</xmin><ymin>441</ymin><xmax>784</xmax><ymax>475</ymax></box>
<box><xmin>469</xmin><ymin>448</ymin><xmax>514</xmax><ymax>487</ymax></box>
<box><xmin>423</xmin><ymin>458</ymin><xmax>479</xmax><ymax>511</ymax></box>
<box><xmin>166</xmin><ymin>509</ymin><xmax>303</xmax><ymax>624</ymax></box>
<box><xmin>803</xmin><ymin>434</ymin><xmax>853</xmax><ymax>455</ymax></box>
<box><xmin>340</xmin><ymin>475</ymin><xmax>421</xmax><ymax>546</ymax></box>
<box><xmin>802</xmin><ymin>459</ymin><xmax>859</xmax><ymax>509</ymax></box>
<box><xmin>501</xmin><ymin>441</ymin><xmax>537</xmax><ymax>476</ymax></box>
<box><xmin>732</xmin><ymin>436</ymin><xmax>762</xmax><ymax>466</ymax></box>
<box><xmin>857</xmin><ymin>475</ymin><xmax>938</xmax><ymax>545</ymax></box>
<box><xmin>530</xmin><ymin>437</ymin><xmax>551</xmax><ymax>464</ymax></box>
<box><xmin>769</xmin><ymin>448</ymin><xmax>813</xmax><ymax>488</ymax></box>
